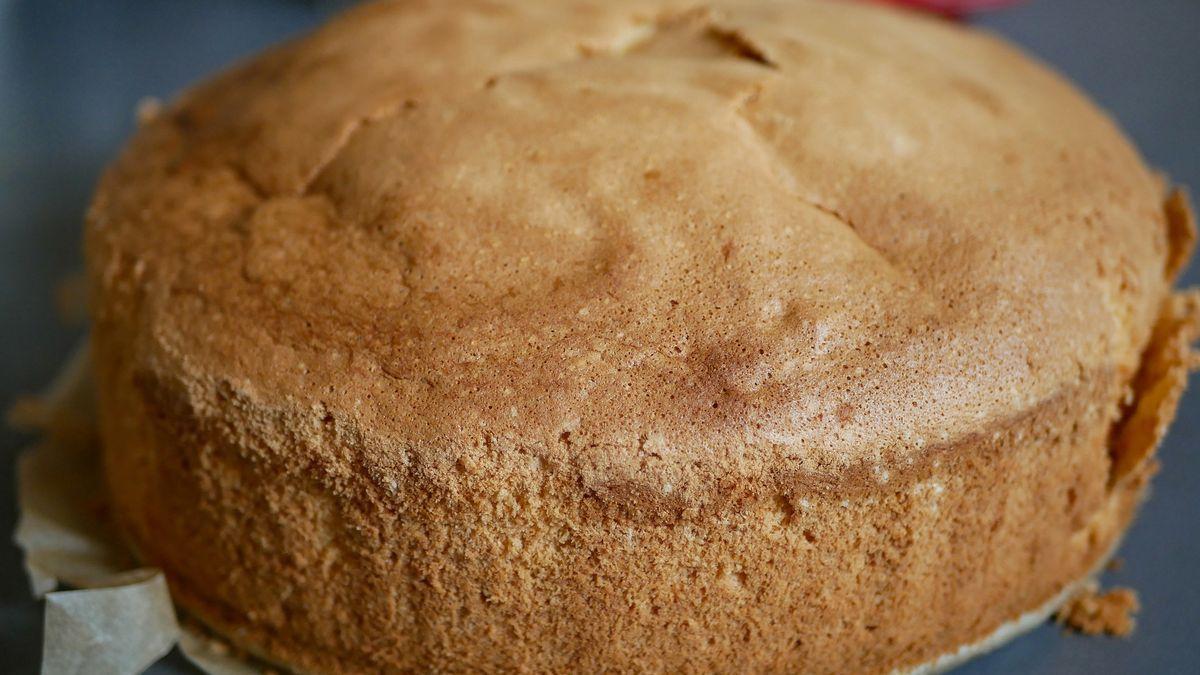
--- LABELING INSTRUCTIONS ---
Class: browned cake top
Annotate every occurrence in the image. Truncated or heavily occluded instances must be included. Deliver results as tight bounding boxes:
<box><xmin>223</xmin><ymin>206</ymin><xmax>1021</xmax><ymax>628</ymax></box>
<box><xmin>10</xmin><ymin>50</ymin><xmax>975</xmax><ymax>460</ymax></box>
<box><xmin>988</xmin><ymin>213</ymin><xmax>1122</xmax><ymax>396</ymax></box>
<box><xmin>87</xmin><ymin>0</ymin><xmax>1175</xmax><ymax>501</ymax></box>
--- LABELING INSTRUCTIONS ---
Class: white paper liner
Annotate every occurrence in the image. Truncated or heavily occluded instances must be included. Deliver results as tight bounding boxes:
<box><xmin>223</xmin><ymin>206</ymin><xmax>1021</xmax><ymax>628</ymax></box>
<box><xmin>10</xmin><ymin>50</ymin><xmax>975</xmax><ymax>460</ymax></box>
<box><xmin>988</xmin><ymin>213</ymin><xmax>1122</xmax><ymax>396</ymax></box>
<box><xmin>42</xmin><ymin>570</ymin><xmax>178</xmax><ymax>675</ymax></box>
<box><xmin>12</xmin><ymin>340</ymin><xmax>1117</xmax><ymax>674</ymax></box>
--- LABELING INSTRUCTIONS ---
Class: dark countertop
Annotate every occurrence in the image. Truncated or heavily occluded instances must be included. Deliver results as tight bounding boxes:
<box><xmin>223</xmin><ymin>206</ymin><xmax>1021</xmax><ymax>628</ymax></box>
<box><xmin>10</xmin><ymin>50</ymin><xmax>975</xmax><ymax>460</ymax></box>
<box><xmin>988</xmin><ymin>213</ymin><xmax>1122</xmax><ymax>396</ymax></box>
<box><xmin>2</xmin><ymin>1</ymin><xmax>1197</xmax><ymax>673</ymax></box>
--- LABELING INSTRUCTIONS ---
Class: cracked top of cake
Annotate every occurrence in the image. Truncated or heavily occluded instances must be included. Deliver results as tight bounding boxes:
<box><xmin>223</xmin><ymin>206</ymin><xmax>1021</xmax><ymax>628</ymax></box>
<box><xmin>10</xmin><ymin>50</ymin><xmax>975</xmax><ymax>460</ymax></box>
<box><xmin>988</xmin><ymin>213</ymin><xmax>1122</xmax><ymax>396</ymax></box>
<box><xmin>86</xmin><ymin>0</ymin><xmax>1180</xmax><ymax>495</ymax></box>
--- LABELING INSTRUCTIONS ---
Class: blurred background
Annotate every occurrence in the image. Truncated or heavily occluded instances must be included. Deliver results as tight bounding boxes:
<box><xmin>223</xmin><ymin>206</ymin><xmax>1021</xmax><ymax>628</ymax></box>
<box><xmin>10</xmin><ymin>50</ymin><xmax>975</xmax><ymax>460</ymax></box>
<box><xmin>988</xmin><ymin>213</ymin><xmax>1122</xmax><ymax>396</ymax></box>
<box><xmin>1</xmin><ymin>1</ymin><xmax>1198</xmax><ymax>673</ymax></box>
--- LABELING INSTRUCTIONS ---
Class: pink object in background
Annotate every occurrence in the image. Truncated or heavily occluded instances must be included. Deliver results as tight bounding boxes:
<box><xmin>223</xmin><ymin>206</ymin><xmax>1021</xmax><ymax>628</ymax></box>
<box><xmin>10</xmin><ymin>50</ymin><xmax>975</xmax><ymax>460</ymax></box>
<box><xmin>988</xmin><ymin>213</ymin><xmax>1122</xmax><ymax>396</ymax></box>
<box><xmin>875</xmin><ymin>0</ymin><xmax>1024</xmax><ymax>18</ymax></box>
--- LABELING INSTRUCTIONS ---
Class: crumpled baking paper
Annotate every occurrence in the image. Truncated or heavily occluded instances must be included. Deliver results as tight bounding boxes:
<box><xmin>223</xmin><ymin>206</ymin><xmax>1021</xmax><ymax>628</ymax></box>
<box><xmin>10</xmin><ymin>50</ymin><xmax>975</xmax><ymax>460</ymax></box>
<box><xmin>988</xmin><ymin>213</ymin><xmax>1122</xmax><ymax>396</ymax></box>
<box><xmin>41</xmin><ymin>570</ymin><xmax>177</xmax><ymax>675</ymax></box>
<box><xmin>11</xmin><ymin>341</ymin><xmax>258</xmax><ymax>675</ymax></box>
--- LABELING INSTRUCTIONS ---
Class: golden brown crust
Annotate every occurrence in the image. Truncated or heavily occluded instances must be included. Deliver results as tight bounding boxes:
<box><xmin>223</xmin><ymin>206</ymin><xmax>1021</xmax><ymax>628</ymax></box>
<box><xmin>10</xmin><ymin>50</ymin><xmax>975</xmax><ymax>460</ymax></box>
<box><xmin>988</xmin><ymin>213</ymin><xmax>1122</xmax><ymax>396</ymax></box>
<box><xmin>85</xmin><ymin>0</ymin><xmax>1196</xmax><ymax>672</ymax></box>
<box><xmin>1163</xmin><ymin>188</ymin><xmax>1197</xmax><ymax>281</ymax></box>
<box><xmin>1110</xmin><ymin>291</ymin><xmax>1200</xmax><ymax>483</ymax></box>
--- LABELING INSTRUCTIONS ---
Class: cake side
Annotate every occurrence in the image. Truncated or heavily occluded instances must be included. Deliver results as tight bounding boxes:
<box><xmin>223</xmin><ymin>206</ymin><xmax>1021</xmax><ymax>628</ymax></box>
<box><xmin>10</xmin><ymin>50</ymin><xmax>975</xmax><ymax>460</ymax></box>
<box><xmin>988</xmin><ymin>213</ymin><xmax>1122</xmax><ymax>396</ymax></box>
<box><xmin>90</xmin><ymin>317</ymin><xmax>1174</xmax><ymax>673</ymax></box>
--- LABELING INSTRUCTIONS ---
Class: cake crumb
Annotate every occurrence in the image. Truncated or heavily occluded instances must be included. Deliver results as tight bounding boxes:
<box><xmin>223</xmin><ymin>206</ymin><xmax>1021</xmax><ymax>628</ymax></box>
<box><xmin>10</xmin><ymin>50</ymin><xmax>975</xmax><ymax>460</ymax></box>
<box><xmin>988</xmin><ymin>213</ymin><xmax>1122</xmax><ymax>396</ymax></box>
<box><xmin>206</xmin><ymin>637</ymin><xmax>230</xmax><ymax>657</ymax></box>
<box><xmin>135</xmin><ymin>96</ymin><xmax>163</xmax><ymax>124</ymax></box>
<box><xmin>1056</xmin><ymin>583</ymin><xmax>1140</xmax><ymax>636</ymax></box>
<box><xmin>6</xmin><ymin>396</ymin><xmax>50</xmax><ymax>430</ymax></box>
<box><xmin>55</xmin><ymin>272</ymin><xmax>90</xmax><ymax>324</ymax></box>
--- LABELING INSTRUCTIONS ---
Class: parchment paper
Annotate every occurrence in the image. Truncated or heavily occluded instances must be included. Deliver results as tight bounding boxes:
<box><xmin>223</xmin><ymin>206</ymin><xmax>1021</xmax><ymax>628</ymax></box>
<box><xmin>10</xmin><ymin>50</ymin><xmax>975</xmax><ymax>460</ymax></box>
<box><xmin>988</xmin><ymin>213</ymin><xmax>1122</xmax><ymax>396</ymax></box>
<box><xmin>11</xmin><ymin>341</ymin><xmax>260</xmax><ymax>675</ymax></box>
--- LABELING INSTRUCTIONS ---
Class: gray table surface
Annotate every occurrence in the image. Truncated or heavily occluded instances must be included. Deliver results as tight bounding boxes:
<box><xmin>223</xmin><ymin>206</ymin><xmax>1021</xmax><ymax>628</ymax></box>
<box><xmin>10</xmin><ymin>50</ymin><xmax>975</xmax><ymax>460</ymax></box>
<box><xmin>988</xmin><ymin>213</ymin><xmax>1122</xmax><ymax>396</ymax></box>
<box><xmin>2</xmin><ymin>1</ymin><xmax>1198</xmax><ymax>673</ymax></box>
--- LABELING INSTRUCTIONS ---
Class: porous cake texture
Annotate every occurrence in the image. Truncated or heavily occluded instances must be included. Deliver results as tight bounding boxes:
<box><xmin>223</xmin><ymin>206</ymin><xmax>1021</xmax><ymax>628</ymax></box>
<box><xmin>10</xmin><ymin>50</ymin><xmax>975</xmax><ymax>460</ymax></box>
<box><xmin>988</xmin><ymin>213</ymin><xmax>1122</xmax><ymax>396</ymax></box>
<box><xmin>85</xmin><ymin>1</ymin><xmax>1197</xmax><ymax>672</ymax></box>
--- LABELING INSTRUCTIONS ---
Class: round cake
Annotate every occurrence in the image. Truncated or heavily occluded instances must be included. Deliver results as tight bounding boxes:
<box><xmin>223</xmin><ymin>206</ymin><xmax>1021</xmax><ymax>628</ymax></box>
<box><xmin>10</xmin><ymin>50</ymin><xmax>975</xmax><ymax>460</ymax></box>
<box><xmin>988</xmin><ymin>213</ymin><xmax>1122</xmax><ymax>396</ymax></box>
<box><xmin>85</xmin><ymin>1</ymin><xmax>1198</xmax><ymax>672</ymax></box>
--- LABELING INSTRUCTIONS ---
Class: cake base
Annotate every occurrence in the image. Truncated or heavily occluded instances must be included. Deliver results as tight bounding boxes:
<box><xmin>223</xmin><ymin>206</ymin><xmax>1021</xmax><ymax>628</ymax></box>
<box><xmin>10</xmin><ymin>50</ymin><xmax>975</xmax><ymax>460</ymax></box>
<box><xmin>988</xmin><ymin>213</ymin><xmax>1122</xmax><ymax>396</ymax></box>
<box><xmin>900</xmin><ymin>540</ymin><xmax>1121</xmax><ymax>674</ymax></box>
<box><xmin>168</xmin><ymin>528</ymin><xmax>1129</xmax><ymax>675</ymax></box>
